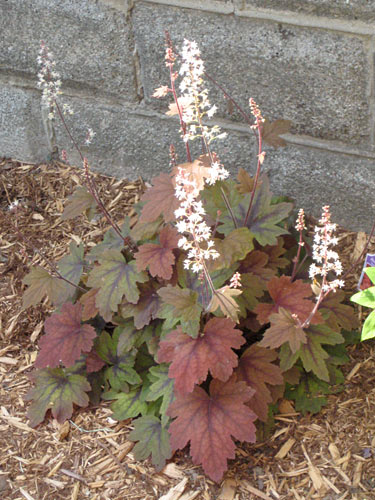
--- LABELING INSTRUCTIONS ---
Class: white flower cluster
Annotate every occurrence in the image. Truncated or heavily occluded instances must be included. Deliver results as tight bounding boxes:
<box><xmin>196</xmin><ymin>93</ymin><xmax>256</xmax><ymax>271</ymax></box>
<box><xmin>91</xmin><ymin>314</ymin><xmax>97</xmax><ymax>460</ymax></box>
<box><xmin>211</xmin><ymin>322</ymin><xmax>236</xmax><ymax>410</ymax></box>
<box><xmin>309</xmin><ymin>205</ymin><xmax>344</xmax><ymax>293</ymax></box>
<box><xmin>179</xmin><ymin>39</ymin><xmax>227</xmax><ymax>144</ymax></box>
<box><xmin>295</xmin><ymin>208</ymin><xmax>306</xmax><ymax>232</ymax></box>
<box><xmin>37</xmin><ymin>41</ymin><xmax>73</xmax><ymax>120</ymax></box>
<box><xmin>85</xmin><ymin>128</ymin><xmax>96</xmax><ymax>145</ymax></box>
<box><xmin>229</xmin><ymin>272</ymin><xmax>241</xmax><ymax>289</ymax></box>
<box><xmin>206</xmin><ymin>159</ymin><xmax>230</xmax><ymax>185</ymax></box>
<box><xmin>8</xmin><ymin>199</ymin><xmax>20</xmax><ymax>212</ymax></box>
<box><xmin>174</xmin><ymin>167</ymin><xmax>219</xmax><ymax>273</ymax></box>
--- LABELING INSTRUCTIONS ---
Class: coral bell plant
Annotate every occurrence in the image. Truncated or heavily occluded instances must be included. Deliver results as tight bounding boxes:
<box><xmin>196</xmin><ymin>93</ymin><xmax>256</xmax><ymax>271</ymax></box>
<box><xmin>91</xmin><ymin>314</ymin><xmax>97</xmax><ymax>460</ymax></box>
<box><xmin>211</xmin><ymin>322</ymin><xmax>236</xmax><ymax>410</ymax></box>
<box><xmin>21</xmin><ymin>37</ymin><xmax>359</xmax><ymax>482</ymax></box>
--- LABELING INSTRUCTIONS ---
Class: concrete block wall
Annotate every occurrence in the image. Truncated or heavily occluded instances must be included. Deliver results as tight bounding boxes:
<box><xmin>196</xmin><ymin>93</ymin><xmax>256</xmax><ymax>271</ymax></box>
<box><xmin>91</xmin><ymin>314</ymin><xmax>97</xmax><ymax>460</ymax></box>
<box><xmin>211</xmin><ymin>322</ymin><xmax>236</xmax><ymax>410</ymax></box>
<box><xmin>1</xmin><ymin>0</ymin><xmax>375</xmax><ymax>231</ymax></box>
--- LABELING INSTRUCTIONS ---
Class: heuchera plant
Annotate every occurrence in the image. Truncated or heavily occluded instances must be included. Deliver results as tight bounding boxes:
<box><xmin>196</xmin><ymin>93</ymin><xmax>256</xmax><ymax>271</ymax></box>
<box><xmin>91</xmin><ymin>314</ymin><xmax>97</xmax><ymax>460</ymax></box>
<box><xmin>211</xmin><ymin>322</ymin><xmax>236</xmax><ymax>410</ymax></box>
<box><xmin>21</xmin><ymin>37</ymin><xmax>359</xmax><ymax>482</ymax></box>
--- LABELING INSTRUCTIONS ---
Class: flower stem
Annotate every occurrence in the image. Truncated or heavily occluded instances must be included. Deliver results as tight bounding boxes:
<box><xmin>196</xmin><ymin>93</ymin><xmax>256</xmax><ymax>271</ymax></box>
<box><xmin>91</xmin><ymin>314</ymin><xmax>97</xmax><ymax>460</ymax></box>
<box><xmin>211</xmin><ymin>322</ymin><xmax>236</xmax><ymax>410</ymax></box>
<box><xmin>244</xmin><ymin>116</ymin><xmax>263</xmax><ymax>227</ymax></box>
<box><xmin>203</xmin><ymin>72</ymin><xmax>264</xmax><ymax>227</ymax></box>
<box><xmin>165</xmin><ymin>31</ymin><xmax>192</xmax><ymax>163</ymax></box>
<box><xmin>291</xmin><ymin>232</ymin><xmax>304</xmax><ymax>281</ymax></box>
<box><xmin>54</xmin><ymin>102</ymin><xmax>137</xmax><ymax>252</ymax></box>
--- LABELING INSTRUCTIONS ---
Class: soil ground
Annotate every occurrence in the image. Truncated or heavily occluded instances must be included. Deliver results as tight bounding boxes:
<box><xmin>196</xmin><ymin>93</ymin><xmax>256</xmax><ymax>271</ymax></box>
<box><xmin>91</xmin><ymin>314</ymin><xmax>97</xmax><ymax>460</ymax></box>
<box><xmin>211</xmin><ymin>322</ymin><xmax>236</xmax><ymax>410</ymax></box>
<box><xmin>1</xmin><ymin>158</ymin><xmax>375</xmax><ymax>500</ymax></box>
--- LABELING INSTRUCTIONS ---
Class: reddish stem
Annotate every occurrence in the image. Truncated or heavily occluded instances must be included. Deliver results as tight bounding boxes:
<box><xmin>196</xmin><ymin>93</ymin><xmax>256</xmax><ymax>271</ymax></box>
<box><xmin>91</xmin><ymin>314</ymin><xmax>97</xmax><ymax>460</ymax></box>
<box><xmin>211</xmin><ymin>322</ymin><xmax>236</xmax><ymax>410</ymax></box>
<box><xmin>291</xmin><ymin>232</ymin><xmax>304</xmax><ymax>281</ymax></box>
<box><xmin>165</xmin><ymin>31</ymin><xmax>192</xmax><ymax>163</ymax></box>
<box><xmin>244</xmin><ymin>116</ymin><xmax>263</xmax><ymax>227</ymax></box>
<box><xmin>55</xmin><ymin>102</ymin><xmax>137</xmax><ymax>252</ymax></box>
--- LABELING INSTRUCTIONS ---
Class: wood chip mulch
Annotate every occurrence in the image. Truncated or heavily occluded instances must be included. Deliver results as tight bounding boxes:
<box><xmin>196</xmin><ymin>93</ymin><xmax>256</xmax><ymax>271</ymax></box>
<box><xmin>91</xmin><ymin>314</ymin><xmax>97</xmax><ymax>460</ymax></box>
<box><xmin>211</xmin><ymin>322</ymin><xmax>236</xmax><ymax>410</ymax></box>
<box><xmin>1</xmin><ymin>158</ymin><xmax>375</xmax><ymax>500</ymax></box>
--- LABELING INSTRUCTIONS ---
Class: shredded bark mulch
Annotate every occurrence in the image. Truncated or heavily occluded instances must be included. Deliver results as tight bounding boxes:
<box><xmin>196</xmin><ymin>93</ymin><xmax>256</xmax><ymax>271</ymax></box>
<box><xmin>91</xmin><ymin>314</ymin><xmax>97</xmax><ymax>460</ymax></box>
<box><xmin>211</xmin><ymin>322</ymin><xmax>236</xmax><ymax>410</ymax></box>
<box><xmin>1</xmin><ymin>158</ymin><xmax>375</xmax><ymax>500</ymax></box>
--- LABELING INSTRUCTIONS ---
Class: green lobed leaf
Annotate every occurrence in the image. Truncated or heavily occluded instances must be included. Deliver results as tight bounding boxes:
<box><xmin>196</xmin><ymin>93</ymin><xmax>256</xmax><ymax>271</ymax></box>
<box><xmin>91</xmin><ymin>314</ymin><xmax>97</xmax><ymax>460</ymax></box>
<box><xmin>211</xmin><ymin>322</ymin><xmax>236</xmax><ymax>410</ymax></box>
<box><xmin>157</xmin><ymin>285</ymin><xmax>202</xmax><ymax>338</ymax></box>
<box><xmin>109</xmin><ymin>387</ymin><xmax>148</xmax><ymax>421</ymax></box>
<box><xmin>327</xmin><ymin>365</ymin><xmax>345</xmax><ymax>386</ymax></box>
<box><xmin>140</xmin><ymin>322</ymin><xmax>163</xmax><ymax>356</ymax></box>
<box><xmin>87</xmin><ymin>370</ymin><xmax>105</xmax><ymax>406</ymax></box>
<box><xmin>87</xmin><ymin>219</ymin><xmax>131</xmax><ymax>262</ymax></box>
<box><xmin>87</xmin><ymin>250</ymin><xmax>148</xmax><ymax>321</ymax></box>
<box><xmin>342</xmin><ymin>329</ymin><xmax>361</xmax><ymax>345</ymax></box>
<box><xmin>61</xmin><ymin>186</ymin><xmax>96</xmax><ymax>221</ymax></box>
<box><xmin>22</xmin><ymin>266</ymin><xmax>72</xmax><ymax>310</ymax></box>
<box><xmin>285</xmin><ymin>373</ymin><xmax>329</xmax><ymax>415</ymax></box>
<box><xmin>177</xmin><ymin>254</ymin><xmax>236</xmax><ymax>308</ymax></box>
<box><xmin>145</xmin><ymin>364</ymin><xmax>175</xmax><ymax>426</ymax></box>
<box><xmin>58</xmin><ymin>242</ymin><xmax>85</xmax><ymax>286</ymax></box>
<box><xmin>324</xmin><ymin>343</ymin><xmax>349</xmax><ymax>366</ymax></box>
<box><xmin>130</xmin><ymin>217</ymin><xmax>164</xmax><ymax>242</ymax></box>
<box><xmin>115</xmin><ymin>322</ymin><xmax>144</xmax><ymax>352</ymax></box>
<box><xmin>279</xmin><ymin>343</ymin><xmax>300</xmax><ymax>373</ymax></box>
<box><xmin>214</xmin><ymin>176</ymin><xmax>293</xmax><ymax>246</ymax></box>
<box><xmin>129</xmin><ymin>415</ymin><xmax>172</xmax><ymax>471</ymax></box>
<box><xmin>279</xmin><ymin>324</ymin><xmax>344</xmax><ymax>382</ymax></box>
<box><xmin>237</xmin><ymin>272</ymin><xmax>265</xmax><ymax>312</ymax></box>
<box><xmin>299</xmin><ymin>337</ymin><xmax>331</xmax><ymax>382</ymax></box>
<box><xmin>201</xmin><ymin>179</ymin><xmax>242</xmax><ymax>221</ymax></box>
<box><xmin>95</xmin><ymin>330</ymin><xmax>141</xmax><ymax>390</ymax></box>
<box><xmin>25</xmin><ymin>367</ymin><xmax>90</xmax><ymax>427</ymax></box>
<box><xmin>210</xmin><ymin>228</ymin><xmax>254</xmax><ymax>271</ymax></box>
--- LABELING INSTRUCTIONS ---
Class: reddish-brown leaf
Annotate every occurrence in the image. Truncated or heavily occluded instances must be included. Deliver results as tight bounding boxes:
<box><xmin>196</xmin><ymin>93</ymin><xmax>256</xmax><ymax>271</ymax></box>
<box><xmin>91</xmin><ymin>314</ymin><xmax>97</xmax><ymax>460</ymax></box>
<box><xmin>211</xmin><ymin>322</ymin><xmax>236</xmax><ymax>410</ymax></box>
<box><xmin>35</xmin><ymin>303</ymin><xmax>97</xmax><ymax>368</ymax></box>
<box><xmin>120</xmin><ymin>282</ymin><xmax>162</xmax><ymax>329</ymax></box>
<box><xmin>86</xmin><ymin>350</ymin><xmax>106</xmax><ymax>373</ymax></box>
<box><xmin>167</xmin><ymin>377</ymin><xmax>256</xmax><ymax>482</ymax></box>
<box><xmin>139</xmin><ymin>173</ymin><xmax>180</xmax><ymax>223</ymax></box>
<box><xmin>320</xmin><ymin>290</ymin><xmax>359</xmax><ymax>331</ymax></box>
<box><xmin>236</xmin><ymin>344</ymin><xmax>284</xmax><ymax>421</ymax></box>
<box><xmin>255</xmin><ymin>276</ymin><xmax>322</xmax><ymax>325</ymax></box>
<box><xmin>240</xmin><ymin>250</ymin><xmax>276</xmax><ymax>286</ymax></box>
<box><xmin>157</xmin><ymin>318</ymin><xmax>245</xmax><ymax>394</ymax></box>
<box><xmin>262</xmin><ymin>238</ymin><xmax>289</xmax><ymax>270</ymax></box>
<box><xmin>79</xmin><ymin>288</ymin><xmax>99</xmax><ymax>321</ymax></box>
<box><xmin>236</xmin><ymin>168</ymin><xmax>255</xmax><ymax>194</ymax></box>
<box><xmin>261</xmin><ymin>118</ymin><xmax>291</xmax><ymax>148</ymax></box>
<box><xmin>259</xmin><ymin>307</ymin><xmax>307</xmax><ymax>353</ymax></box>
<box><xmin>238</xmin><ymin>273</ymin><xmax>266</xmax><ymax>312</ymax></box>
<box><xmin>135</xmin><ymin>225</ymin><xmax>179</xmax><ymax>280</ymax></box>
